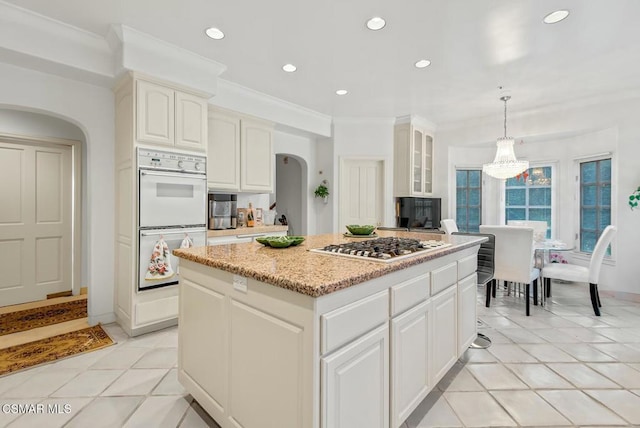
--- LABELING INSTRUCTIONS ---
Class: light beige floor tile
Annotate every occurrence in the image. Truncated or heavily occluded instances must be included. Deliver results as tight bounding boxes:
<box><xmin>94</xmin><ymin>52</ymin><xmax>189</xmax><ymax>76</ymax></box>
<box><xmin>458</xmin><ymin>348</ymin><xmax>498</xmax><ymax>363</ymax></box>
<box><xmin>101</xmin><ymin>368</ymin><xmax>167</xmax><ymax>396</ymax></box>
<box><xmin>122</xmin><ymin>329</ymin><xmax>171</xmax><ymax>349</ymax></box>
<box><xmin>153</xmin><ymin>369</ymin><xmax>188</xmax><ymax>396</ymax></box>
<box><xmin>499</xmin><ymin>328</ymin><xmax>547</xmax><ymax>344</ymax></box>
<box><xmin>179</xmin><ymin>402</ymin><xmax>221</xmax><ymax>428</ymax></box>
<box><xmin>0</xmin><ymin>368</ymin><xmax>41</xmax><ymax>396</ymax></box>
<box><xmin>538</xmin><ymin>390</ymin><xmax>626</xmax><ymax>426</ymax></box>
<box><xmin>595</xmin><ymin>328</ymin><xmax>640</xmax><ymax>343</ymax></box>
<box><xmin>591</xmin><ymin>343</ymin><xmax>640</xmax><ymax>362</ymax></box>
<box><xmin>153</xmin><ymin>329</ymin><xmax>178</xmax><ymax>348</ymax></box>
<box><xmin>490</xmin><ymin>390</ymin><xmax>571</xmax><ymax>426</ymax></box>
<box><xmin>529</xmin><ymin>328</ymin><xmax>582</xmax><ymax>343</ymax></box>
<box><xmin>478</xmin><ymin>316</ymin><xmax>520</xmax><ymax>329</ymax></box>
<box><xmin>587</xmin><ymin>363</ymin><xmax>640</xmax><ymax>389</ymax></box>
<box><xmin>547</xmin><ymin>363</ymin><xmax>621</xmax><ymax>388</ymax></box>
<box><xmin>585</xmin><ymin>389</ymin><xmax>640</xmax><ymax>424</ymax></box>
<box><xmin>2</xmin><ymin>368</ymin><xmax>80</xmax><ymax>398</ymax></box>
<box><xmin>101</xmin><ymin>323</ymin><xmax>131</xmax><ymax>343</ymax></box>
<box><xmin>436</xmin><ymin>366</ymin><xmax>484</xmax><ymax>392</ymax></box>
<box><xmin>506</xmin><ymin>315</ymin><xmax>552</xmax><ymax>329</ymax></box>
<box><xmin>65</xmin><ymin>396</ymin><xmax>143</xmax><ymax>428</ymax></box>
<box><xmin>505</xmin><ymin>363</ymin><xmax>574</xmax><ymax>389</ymax></box>
<box><xmin>519</xmin><ymin>344</ymin><xmax>578</xmax><ymax>362</ymax></box>
<box><xmin>632</xmin><ymin>389</ymin><xmax>640</xmax><ymax>397</ymax></box>
<box><xmin>132</xmin><ymin>348</ymin><xmax>177</xmax><ymax>369</ymax></box>
<box><xmin>477</xmin><ymin>328</ymin><xmax>512</xmax><ymax>344</ymax></box>
<box><xmin>466</xmin><ymin>363</ymin><xmax>528</xmax><ymax>390</ymax></box>
<box><xmin>487</xmin><ymin>344</ymin><xmax>538</xmax><ymax>363</ymax></box>
<box><xmin>90</xmin><ymin>346</ymin><xmax>148</xmax><ymax>369</ymax></box>
<box><xmin>557</xmin><ymin>327</ymin><xmax>614</xmax><ymax>343</ymax></box>
<box><xmin>562</xmin><ymin>316</ymin><xmax>612</xmax><ymax>328</ymax></box>
<box><xmin>53</xmin><ymin>345</ymin><xmax>116</xmax><ymax>369</ymax></box>
<box><xmin>50</xmin><ymin>369</ymin><xmax>123</xmax><ymax>397</ymax></box>
<box><xmin>123</xmin><ymin>395</ymin><xmax>191</xmax><ymax>428</ymax></box>
<box><xmin>7</xmin><ymin>397</ymin><xmax>92</xmax><ymax>428</ymax></box>
<box><xmin>406</xmin><ymin>391</ymin><xmax>463</xmax><ymax>427</ymax></box>
<box><xmin>443</xmin><ymin>391</ymin><xmax>516</xmax><ymax>427</ymax></box>
<box><xmin>555</xmin><ymin>343</ymin><xmax>617</xmax><ymax>362</ymax></box>
<box><xmin>537</xmin><ymin>316</ymin><xmax>583</xmax><ymax>328</ymax></box>
<box><xmin>598</xmin><ymin>316</ymin><xmax>640</xmax><ymax>328</ymax></box>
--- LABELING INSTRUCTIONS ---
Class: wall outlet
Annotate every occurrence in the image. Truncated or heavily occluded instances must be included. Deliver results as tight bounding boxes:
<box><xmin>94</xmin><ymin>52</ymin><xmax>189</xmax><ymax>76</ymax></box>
<box><xmin>233</xmin><ymin>274</ymin><xmax>248</xmax><ymax>293</ymax></box>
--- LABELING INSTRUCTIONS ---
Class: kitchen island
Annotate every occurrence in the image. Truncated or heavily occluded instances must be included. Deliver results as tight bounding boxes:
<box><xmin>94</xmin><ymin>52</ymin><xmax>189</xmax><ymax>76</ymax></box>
<box><xmin>173</xmin><ymin>231</ymin><xmax>485</xmax><ymax>428</ymax></box>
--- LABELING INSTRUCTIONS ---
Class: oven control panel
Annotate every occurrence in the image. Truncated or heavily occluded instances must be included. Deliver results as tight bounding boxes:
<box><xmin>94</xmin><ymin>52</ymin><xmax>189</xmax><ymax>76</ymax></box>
<box><xmin>138</xmin><ymin>148</ymin><xmax>206</xmax><ymax>174</ymax></box>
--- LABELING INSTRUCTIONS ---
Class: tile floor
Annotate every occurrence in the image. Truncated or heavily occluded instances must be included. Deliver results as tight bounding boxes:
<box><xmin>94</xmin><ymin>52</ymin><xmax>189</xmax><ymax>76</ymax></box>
<box><xmin>1</xmin><ymin>281</ymin><xmax>639</xmax><ymax>427</ymax></box>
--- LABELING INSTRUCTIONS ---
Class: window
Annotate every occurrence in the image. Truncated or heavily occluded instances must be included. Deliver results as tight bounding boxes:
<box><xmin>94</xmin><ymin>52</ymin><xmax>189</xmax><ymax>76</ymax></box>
<box><xmin>505</xmin><ymin>166</ymin><xmax>553</xmax><ymax>238</ymax></box>
<box><xmin>580</xmin><ymin>158</ymin><xmax>611</xmax><ymax>253</ymax></box>
<box><xmin>456</xmin><ymin>170</ymin><xmax>481</xmax><ymax>232</ymax></box>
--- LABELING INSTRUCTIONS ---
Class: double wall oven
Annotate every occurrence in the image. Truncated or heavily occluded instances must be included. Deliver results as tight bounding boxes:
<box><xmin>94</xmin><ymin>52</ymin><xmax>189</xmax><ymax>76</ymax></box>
<box><xmin>138</xmin><ymin>148</ymin><xmax>207</xmax><ymax>290</ymax></box>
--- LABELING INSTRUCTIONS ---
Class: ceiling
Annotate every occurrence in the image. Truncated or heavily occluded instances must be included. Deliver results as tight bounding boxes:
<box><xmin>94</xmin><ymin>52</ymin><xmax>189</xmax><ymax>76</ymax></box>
<box><xmin>6</xmin><ymin>0</ymin><xmax>640</xmax><ymax>126</ymax></box>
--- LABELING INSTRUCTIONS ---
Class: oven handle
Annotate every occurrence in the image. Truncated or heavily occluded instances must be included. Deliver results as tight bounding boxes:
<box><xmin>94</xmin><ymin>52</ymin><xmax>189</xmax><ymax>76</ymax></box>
<box><xmin>140</xmin><ymin>170</ymin><xmax>206</xmax><ymax>180</ymax></box>
<box><xmin>141</xmin><ymin>229</ymin><xmax>205</xmax><ymax>237</ymax></box>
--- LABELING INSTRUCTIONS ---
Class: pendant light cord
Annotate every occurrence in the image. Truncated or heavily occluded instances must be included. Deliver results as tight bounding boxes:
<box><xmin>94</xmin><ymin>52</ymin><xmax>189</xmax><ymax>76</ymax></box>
<box><xmin>500</xmin><ymin>95</ymin><xmax>511</xmax><ymax>138</ymax></box>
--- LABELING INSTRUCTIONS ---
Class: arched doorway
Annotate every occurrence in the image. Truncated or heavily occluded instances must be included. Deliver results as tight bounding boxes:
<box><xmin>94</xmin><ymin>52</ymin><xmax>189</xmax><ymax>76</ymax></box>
<box><xmin>275</xmin><ymin>154</ymin><xmax>308</xmax><ymax>235</ymax></box>
<box><xmin>0</xmin><ymin>108</ymin><xmax>84</xmax><ymax>306</ymax></box>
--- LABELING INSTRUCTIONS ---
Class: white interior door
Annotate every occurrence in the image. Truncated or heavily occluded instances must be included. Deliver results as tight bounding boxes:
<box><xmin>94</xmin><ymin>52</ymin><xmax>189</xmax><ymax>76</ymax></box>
<box><xmin>340</xmin><ymin>159</ymin><xmax>384</xmax><ymax>232</ymax></box>
<box><xmin>0</xmin><ymin>140</ymin><xmax>72</xmax><ymax>306</ymax></box>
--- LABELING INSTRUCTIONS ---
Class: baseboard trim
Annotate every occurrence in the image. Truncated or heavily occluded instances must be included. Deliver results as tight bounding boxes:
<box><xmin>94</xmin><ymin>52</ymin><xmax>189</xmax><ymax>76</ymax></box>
<box><xmin>600</xmin><ymin>290</ymin><xmax>640</xmax><ymax>303</ymax></box>
<box><xmin>89</xmin><ymin>312</ymin><xmax>117</xmax><ymax>326</ymax></box>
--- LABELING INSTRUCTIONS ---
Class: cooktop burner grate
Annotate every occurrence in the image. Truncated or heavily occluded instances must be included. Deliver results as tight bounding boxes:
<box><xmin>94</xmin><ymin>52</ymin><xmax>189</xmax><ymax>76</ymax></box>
<box><xmin>310</xmin><ymin>237</ymin><xmax>451</xmax><ymax>263</ymax></box>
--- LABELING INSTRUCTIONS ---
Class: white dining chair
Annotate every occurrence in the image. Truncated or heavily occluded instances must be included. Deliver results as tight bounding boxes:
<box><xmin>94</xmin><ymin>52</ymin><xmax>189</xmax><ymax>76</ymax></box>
<box><xmin>479</xmin><ymin>225</ymin><xmax>540</xmax><ymax>316</ymax></box>
<box><xmin>507</xmin><ymin>220</ymin><xmax>548</xmax><ymax>242</ymax></box>
<box><xmin>440</xmin><ymin>219</ymin><xmax>458</xmax><ymax>234</ymax></box>
<box><xmin>542</xmin><ymin>225</ymin><xmax>617</xmax><ymax>316</ymax></box>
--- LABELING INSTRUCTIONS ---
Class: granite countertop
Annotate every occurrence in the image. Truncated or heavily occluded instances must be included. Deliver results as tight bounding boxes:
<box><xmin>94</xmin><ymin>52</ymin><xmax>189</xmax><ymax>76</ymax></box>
<box><xmin>174</xmin><ymin>231</ymin><xmax>486</xmax><ymax>297</ymax></box>
<box><xmin>207</xmin><ymin>225</ymin><xmax>288</xmax><ymax>238</ymax></box>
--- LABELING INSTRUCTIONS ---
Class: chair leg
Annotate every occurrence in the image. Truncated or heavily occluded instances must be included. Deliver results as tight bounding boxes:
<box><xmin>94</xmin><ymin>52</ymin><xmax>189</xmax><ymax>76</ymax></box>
<box><xmin>589</xmin><ymin>283</ymin><xmax>601</xmax><ymax>316</ymax></box>
<box><xmin>544</xmin><ymin>277</ymin><xmax>551</xmax><ymax>298</ymax></box>
<box><xmin>525</xmin><ymin>283</ymin><xmax>530</xmax><ymax>316</ymax></box>
<box><xmin>492</xmin><ymin>279</ymin><xmax>497</xmax><ymax>298</ymax></box>
<box><xmin>533</xmin><ymin>278</ymin><xmax>538</xmax><ymax>306</ymax></box>
<box><xmin>485</xmin><ymin>282</ymin><xmax>492</xmax><ymax>307</ymax></box>
<box><xmin>595</xmin><ymin>283</ymin><xmax>602</xmax><ymax>308</ymax></box>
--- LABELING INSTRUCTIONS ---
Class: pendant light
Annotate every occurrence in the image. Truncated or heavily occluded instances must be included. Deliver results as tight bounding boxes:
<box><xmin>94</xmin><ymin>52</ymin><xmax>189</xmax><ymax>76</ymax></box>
<box><xmin>482</xmin><ymin>96</ymin><xmax>529</xmax><ymax>179</ymax></box>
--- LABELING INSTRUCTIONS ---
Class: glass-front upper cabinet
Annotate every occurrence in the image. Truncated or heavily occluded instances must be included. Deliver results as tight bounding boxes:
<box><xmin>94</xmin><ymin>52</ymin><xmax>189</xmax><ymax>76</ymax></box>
<box><xmin>394</xmin><ymin>119</ymin><xmax>434</xmax><ymax>197</ymax></box>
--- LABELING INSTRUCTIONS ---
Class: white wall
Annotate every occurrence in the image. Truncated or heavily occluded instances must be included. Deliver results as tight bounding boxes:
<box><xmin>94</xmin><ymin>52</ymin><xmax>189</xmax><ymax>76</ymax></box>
<box><xmin>314</xmin><ymin>136</ymin><xmax>334</xmax><ymax>234</ymax></box>
<box><xmin>0</xmin><ymin>62</ymin><xmax>115</xmax><ymax>324</ymax></box>
<box><xmin>439</xmin><ymin>97</ymin><xmax>640</xmax><ymax>297</ymax></box>
<box><xmin>330</xmin><ymin>118</ymin><xmax>395</xmax><ymax>231</ymax></box>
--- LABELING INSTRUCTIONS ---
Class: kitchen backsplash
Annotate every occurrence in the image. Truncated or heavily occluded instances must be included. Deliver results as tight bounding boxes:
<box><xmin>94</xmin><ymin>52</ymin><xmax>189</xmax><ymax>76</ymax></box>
<box><xmin>236</xmin><ymin>193</ymin><xmax>276</xmax><ymax>225</ymax></box>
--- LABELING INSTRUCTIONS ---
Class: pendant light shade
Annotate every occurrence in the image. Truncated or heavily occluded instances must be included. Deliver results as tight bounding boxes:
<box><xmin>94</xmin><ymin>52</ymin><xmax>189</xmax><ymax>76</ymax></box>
<box><xmin>483</xmin><ymin>96</ymin><xmax>529</xmax><ymax>179</ymax></box>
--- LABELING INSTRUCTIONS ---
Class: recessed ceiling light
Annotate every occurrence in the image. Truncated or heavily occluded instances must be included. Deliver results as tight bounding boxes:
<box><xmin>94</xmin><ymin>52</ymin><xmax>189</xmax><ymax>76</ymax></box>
<box><xmin>414</xmin><ymin>59</ymin><xmax>431</xmax><ymax>69</ymax></box>
<box><xmin>282</xmin><ymin>63</ymin><xmax>297</xmax><ymax>73</ymax></box>
<box><xmin>543</xmin><ymin>10</ymin><xmax>569</xmax><ymax>24</ymax></box>
<box><xmin>335</xmin><ymin>89</ymin><xmax>348</xmax><ymax>96</ymax></box>
<box><xmin>205</xmin><ymin>27</ymin><xmax>225</xmax><ymax>40</ymax></box>
<box><xmin>366</xmin><ymin>17</ymin><xmax>386</xmax><ymax>31</ymax></box>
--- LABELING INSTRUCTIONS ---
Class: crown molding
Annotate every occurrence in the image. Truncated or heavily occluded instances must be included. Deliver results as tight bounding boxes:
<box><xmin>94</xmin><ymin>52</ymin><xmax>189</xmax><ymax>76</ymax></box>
<box><xmin>107</xmin><ymin>24</ymin><xmax>225</xmax><ymax>95</ymax></box>
<box><xmin>211</xmin><ymin>78</ymin><xmax>332</xmax><ymax>137</ymax></box>
<box><xmin>394</xmin><ymin>114</ymin><xmax>437</xmax><ymax>131</ymax></box>
<box><xmin>0</xmin><ymin>1</ymin><xmax>113</xmax><ymax>85</ymax></box>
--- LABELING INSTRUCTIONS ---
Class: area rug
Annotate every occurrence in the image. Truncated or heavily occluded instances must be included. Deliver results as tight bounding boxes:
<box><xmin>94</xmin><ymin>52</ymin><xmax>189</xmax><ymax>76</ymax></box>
<box><xmin>0</xmin><ymin>298</ymin><xmax>87</xmax><ymax>336</ymax></box>
<box><xmin>0</xmin><ymin>324</ymin><xmax>114</xmax><ymax>376</ymax></box>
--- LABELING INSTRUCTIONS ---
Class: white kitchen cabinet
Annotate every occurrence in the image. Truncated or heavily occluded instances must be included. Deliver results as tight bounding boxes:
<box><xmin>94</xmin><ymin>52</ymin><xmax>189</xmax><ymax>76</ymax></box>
<box><xmin>321</xmin><ymin>324</ymin><xmax>389</xmax><ymax>428</ymax></box>
<box><xmin>457</xmin><ymin>273</ymin><xmax>478</xmax><ymax>355</ymax></box>
<box><xmin>391</xmin><ymin>299</ymin><xmax>431</xmax><ymax>428</ymax></box>
<box><xmin>431</xmin><ymin>285</ymin><xmax>457</xmax><ymax>384</ymax></box>
<box><xmin>207</xmin><ymin>108</ymin><xmax>273</xmax><ymax>192</ymax></box>
<box><xmin>394</xmin><ymin>121</ymin><xmax>434</xmax><ymax>197</ymax></box>
<box><xmin>137</xmin><ymin>79</ymin><xmax>207</xmax><ymax>152</ymax></box>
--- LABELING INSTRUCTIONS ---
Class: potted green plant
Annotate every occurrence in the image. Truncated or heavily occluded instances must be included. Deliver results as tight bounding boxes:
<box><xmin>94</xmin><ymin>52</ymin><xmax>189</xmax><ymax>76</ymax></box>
<box><xmin>314</xmin><ymin>180</ymin><xmax>329</xmax><ymax>203</ymax></box>
<box><xmin>630</xmin><ymin>186</ymin><xmax>640</xmax><ymax>210</ymax></box>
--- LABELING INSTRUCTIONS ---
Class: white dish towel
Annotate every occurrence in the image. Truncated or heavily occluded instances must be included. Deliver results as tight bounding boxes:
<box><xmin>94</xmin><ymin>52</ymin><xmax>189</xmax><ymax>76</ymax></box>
<box><xmin>145</xmin><ymin>237</ymin><xmax>175</xmax><ymax>281</ymax></box>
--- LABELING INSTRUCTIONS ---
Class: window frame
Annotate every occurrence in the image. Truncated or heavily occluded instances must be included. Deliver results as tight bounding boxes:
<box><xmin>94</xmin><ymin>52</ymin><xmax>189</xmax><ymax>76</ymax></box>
<box><xmin>455</xmin><ymin>168</ymin><xmax>482</xmax><ymax>232</ymax></box>
<box><xmin>503</xmin><ymin>163</ymin><xmax>556</xmax><ymax>239</ymax></box>
<box><xmin>575</xmin><ymin>155</ymin><xmax>614</xmax><ymax>257</ymax></box>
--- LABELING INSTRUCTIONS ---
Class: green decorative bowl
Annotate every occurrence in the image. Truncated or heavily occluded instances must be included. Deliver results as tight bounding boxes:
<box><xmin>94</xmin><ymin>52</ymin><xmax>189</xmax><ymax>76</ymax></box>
<box><xmin>345</xmin><ymin>225</ymin><xmax>376</xmax><ymax>235</ymax></box>
<box><xmin>266</xmin><ymin>236</ymin><xmax>294</xmax><ymax>248</ymax></box>
<box><xmin>288</xmin><ymin>236</ymin><xmax>305</xmax><ymax>246</ymax></box>
<box><xmin>255</xmin><ymin>237</ymin><xmax>270</xmax><ymax>245</ymax></box>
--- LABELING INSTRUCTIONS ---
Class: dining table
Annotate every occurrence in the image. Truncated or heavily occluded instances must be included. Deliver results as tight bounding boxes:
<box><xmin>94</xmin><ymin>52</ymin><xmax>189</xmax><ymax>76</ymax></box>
<box><xmin>533</xmin><ymin>240</ymin><xmax>574</xmax><ymax>303</ymax></box>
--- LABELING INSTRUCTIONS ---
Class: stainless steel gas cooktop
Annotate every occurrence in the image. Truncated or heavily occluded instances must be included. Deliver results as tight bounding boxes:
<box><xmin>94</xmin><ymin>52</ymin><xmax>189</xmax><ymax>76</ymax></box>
<box><xmin>310</xmin><ymin>237</ymin><xmax>451</xmax><ymax>263</ymax></box>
